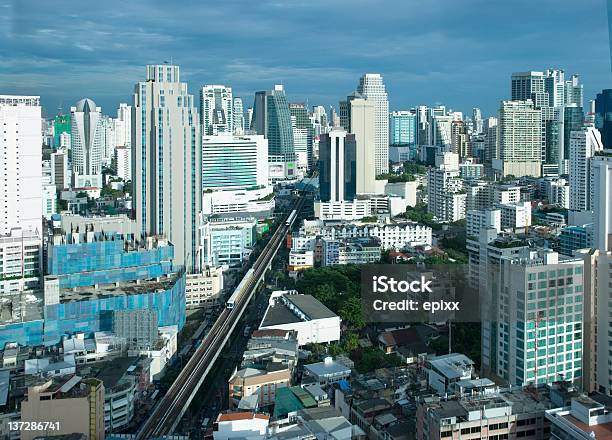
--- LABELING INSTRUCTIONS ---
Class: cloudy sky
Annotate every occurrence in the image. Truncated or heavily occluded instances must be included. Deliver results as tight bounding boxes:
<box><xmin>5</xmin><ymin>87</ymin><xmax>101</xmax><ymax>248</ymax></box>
<box><xmin>1</xmin><ymin>0</ymin><xmax>610</xmax><ymax>118</ymax></box>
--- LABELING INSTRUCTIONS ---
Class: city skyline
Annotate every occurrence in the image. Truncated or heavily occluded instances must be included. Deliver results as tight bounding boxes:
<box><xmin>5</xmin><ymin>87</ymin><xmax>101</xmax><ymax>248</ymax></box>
<box><xmin>1</xmin><ymin>0</ymin><xmax>610</xmax><ymax>117</ymax></box>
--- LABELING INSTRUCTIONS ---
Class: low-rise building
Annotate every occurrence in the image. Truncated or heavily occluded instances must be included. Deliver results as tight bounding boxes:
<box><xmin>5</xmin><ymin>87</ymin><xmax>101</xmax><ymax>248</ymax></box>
<box><xmin>228</xmin><ymin>365</ymin><xmax>291</xmax><ymax>409</ymax></box>
<box><xmin>424</xmin><ymin>353</ymin><xmax>475</xmax><ymax>396</ymax></box>
<box><xmin>213</xmin><ymin>411</ymin><xmax>270</xmax><ymax>440</ymax></box>
<box><xmin>545</xmin><ymin>394</ymin><xmax>612</xmax><ymax>440</ymax></box>
<box><xmin>303</xmin><ymin>357</ymin><xmax>352</xmax><ymax>386</ymax></box>
<box><xmin>322</xmin><ymin>237</ymin><xmax>381</xmax><ymax>266</ymax></box>
<box><xmin>185</xmin><ymin>266</ymin><xmax>224</xmax><ymax>308</ymax></box>
<box><xmin>259</xmin><ymin>291</ymin><xmax>340</xmax><ymax>346</ymax></box>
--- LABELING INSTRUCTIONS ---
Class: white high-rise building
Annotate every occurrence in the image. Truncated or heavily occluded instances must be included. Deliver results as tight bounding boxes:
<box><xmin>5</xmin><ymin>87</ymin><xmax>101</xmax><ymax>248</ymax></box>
<box><xmin>116</xmin><ymin>103</ymin><xmax>132</xmax><ymax>147</ymax></box>
<box><xmin>233</xmin><ymin>97</ymin><xmax>245</xmax><ymax>135</ymax></box>
<box><xmin>114</xmin><ymin>146</ymin><xmax>131</xmax><ymax>181</ymax></box>
<box><xmin>132</xmin><ymin>64</ymin><xmax>202</xmax><ymax>271</ymax></box>
<box><xmin>569</xmin><ymin>125</ymin><xmax>603</xmax><ymax>211</ymax></box>
<box><xmin>200</xmin><ymin>85</ymin><xmax>233</xmax><ymax>135</ymax></box>
<box><xmin>427</xmin><ymin>152</ymin><xmax>466</xmax><ymax>222</ymax></box>
<box><xmin>0</xmin><ymin>95</ymin><xmax>42</xmax><ymax>236</ymax></box>
<box><xmin>356</xmin><ymin>73</ymin><xmax>389</xmax><ymax>175</ymax></box>
<box><xmin>70</xmin><ymin>98</ymin><xmax>104</xmax><ymax>188</ymax></box>
<box><xmin>100</xmin><ymin>115</ymin><xmax>116</xmax><ymax>165</ymax></box>
<box><xmin>494</xmin><ymin>100</ymin><xmax>542</xmax><ymax>178</ymax></box>
<box><xmin>201</xmin><ymin>133</ymin><xmax>268</xmax><ymax>191</ymax></box>
<box><xmin>472</xmin><ymin>107</ymin><xmax>483</xmax><ymax>134</ymax></box>
<box><xmin>591</xmin><ymin>151</ymin><xmax>612</xmax><ymax>252</ymax></box>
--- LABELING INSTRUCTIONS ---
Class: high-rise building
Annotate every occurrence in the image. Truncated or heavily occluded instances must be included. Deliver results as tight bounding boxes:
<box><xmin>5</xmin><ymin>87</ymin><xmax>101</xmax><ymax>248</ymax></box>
<box><xmin>289</xmin><ymin>102</ymin><xmax>314</xmax><ymax>173</ymax></box>
<box><xmin>494</xmin><ymin>100</ymin><xmax>542</xmax><ymax>177</ymax></box>
<box><xmin>511</xmin><ymin>71</ymin><xmax>549</xmax><ymax>107</ymax></box>
<box><xmin>70</xmin><ymin>98</ymin><xmax>104</xmax><ymax>188</ymax></box>
<box><xmin>451</xmin><ymin>120</ymin><xmax>471</xmax><ymax>159</ymax></box>
<box><xmin>591</xmin><ymin>151</ymin><xmax>612</xmax><ymax>252</ymax></box>
<box><xmin>356</xmin><ymin>73</ymin><xmax>389</xmax><ymax>174</ymax></box>
<box><xmin>0</xmin><ymin>95</ymin><xmax>42</xmax><ymax>236</ymax></box>
<box><xmin>251</xmin><ymin>85</ymin><xmax>296</xmax><ymax>179</ymax></box>
<box><xmin>50</xmin><ymin>150</ymin><xmax>69</xmax><ymax>190</ymax></box>
<box><xmin>389</xmin><ymin>111</ymin><xmax>417</xmax><ymax>147</ymax></box>
<box><xmin>132</xmin><ymin>64</ymin><xmax>201</xmax><ymax>271</ymax></box>
<box><xmin>472</xmin><ymin>107</ymin><xmax>483</xmax><ymax>134</ymax></box>
<box><xmin>595</xmin><ymin>89</ymin><xmax>612</xmax><ymax>148</ymax></box>
<box><xmin>233</xmin><ymin>97</ymin><xmax>245</xmax><ymax>135</ymax></box>
<box><xmin>318</xmin><ymin>128</ymin><xmax>356</xmax><ymax>203</ymax></box>
<box><xmin>569</xmin><ymin>125</ymin><xmax>603</xmax><ymax>211</ymax></box>
<box><xmin>490</xmin><ymin>249</ymin><xmax>584</xmax><ymax>386</ymax></box>
<box><xmin>200</xmin><ymin>84</ymin><xmax>233</xmax><ymax>135</ymax></box>
<box><xmin>345</xmin><ymin>98</ymin><xmax>377</xmax><ymax>194</ymax></box>
<box><xmin>202</xmin><ymin>133</ymin><xmax>268</xmax><ymax>190</ymax></box>
<box><xmin>114</xmin><ymin>145</ymin><xmax>131</xmax><ymax>181</ymax></box>
<box><xmin>427</xmin><ymin>152</ymin><xmax>466</xmax><ymax>222</ymax></box>
<box><xmin>563</xmin><ymin>104</ymin><xmax>585</xmax><ymax>160</ymax></box>
<box><xmin>116</xmin><ymin>102</ymin><xmax>132</xmax><ymax>147</ymax></box>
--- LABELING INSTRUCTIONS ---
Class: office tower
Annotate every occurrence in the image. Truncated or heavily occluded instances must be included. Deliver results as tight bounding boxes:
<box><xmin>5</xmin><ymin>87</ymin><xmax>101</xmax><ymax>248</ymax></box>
<box><xmin>427</xmin><ymin>152</ymin><xmax>466</xmax><ymax>222</ymax></box>
<box><xmin>595</xmin><ymin>90</ymin><xmax>612</xmax><ymax>148</ymax></box>
<box><xmin>70</xmin><ymin>98</ymin><xmax>104</xmax><ymax>188</ymax></box>
<box><xmin>544</xmin><ymin>68</ymin><xmax>566</xmax><ymax>107</ymax></box>
<box><xmin>483</xmin><ymin>116</ymin><xmax>498</xmax><ymax>163</ymax></box>
<box><xmin>233</xmin><ymin>97</ymin><xmax>245</xmax><ymax>135</ymax></box>
<box><xmin>591</xmin><ymin>151</ymin><xmax>612</xmax><ymax>251</ymax></box>
<box><xmin>491</xmin><ymin>249</ymin><xmax>584</xmax><ymax>386</ymax></box>
<box><xmin>494</xmin><ymin>100</ymin><xmax>542</xmax><ymax>177</ymax></box>
<box><xmin>569</xmin><ymin>126</ymin><xmax>603</xmax><ymax>211</ymax></box>
<box><xmin>356</xmin><ymin>73</ymin><xmax>389</xmax><ymax>174</ymax></box>
<box><xmin>132</xmin><ymin>64</ymin><xmax>201</xmax><ymax>271</ymax></box>
<box><xmin>202</xmin><ymin>133</ymin><xmax>268</xmax><ymax>190</ymax></box>
<box><xmin>389</xmin><ymin>111</ymin><xmax>417</xmax><ymax>147</ymax></box>
<box><xmin>247</xmin><ymin>107</ymin><xmax>254</xmax><ymax>131</ymax></box>
<box><xmin>0</xmin><ymin>95</ymin><xmax>42</xmax><ymax>236</ymax></box>
<box><xmin>472</xmin><ymin>107</ymin><xmax>483</xmax><ymax>135</ymax></box>
<box><xmin>53</xmin><ymin>114</ymin><xmax>70</xmax><ymax>148</ymax></box>
<box><xmin>318</xmin><ymin>128</ymin><xmax>356</xmax><ymax>202</ymax></box>
<box><xmin>251</xmin><ymin>85</ymin><xmax>296</xmax><ymax>179</ymax></box>
<box><xmin>564</xmin><ymin>74</ymin><xmax>583</xmax><ymax>107</ymax></box>
<box><xmin>289</xmin><ymin>102</ymin><xmax>314</xmax><ymax>172</ymax></box>
<box><xmin>432</xmin><ymin>114</ymin><xmax>453</xmax><ymax>147</ymax></box>
<box><xmin>511</xmin><ymin>71</ymin><xmax>549</xmax><ymax>107</ymax></box>
<box><xmin>116</xmin><ymin>103</ymin><xmax>132</xmax><ymax>147</ymax></box>
<box><xmin>346</xmin><ymin>98</ymin><xmax>377</xmax><ymax>194</ymax></box>
<box><xmin>451</xmin><ymin>120</ymin><xmax>471</xmax><ymax>158</ymax></box>
<box><xmin>200</xmin><ymin>84</ymin><xmax>233</xmax><ymax>135</ymax></box>
<box><xmin>563</xmin><ymin>104</ymin><xmax>585</xmax><ymax>160</ymax></box>
<box><xmin>50</xmin><ymin>150</ymin><xmax>69</xmax><ymax>190</ymax></box>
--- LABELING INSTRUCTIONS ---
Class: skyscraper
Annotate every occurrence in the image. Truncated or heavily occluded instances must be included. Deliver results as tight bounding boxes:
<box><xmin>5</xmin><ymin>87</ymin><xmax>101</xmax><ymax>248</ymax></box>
<box><xmin>0</xmin><ymin>95</ymin><xmax>42</xmax><ymax>236</ymax></box>
<box><xmin>595</xmin><ymin>89</ymin><xmax>612</xmax><ymax>148</ymax></box>
<box><xmin>343</xmin><ymin>97</ymin><xmax>376</xmax><ymax>194</ymax></box>
<box><xmin>356</xmin><ymin>73</ymin><xmax>389</xmax><ymax>175</ymax></box>
<box><xmin>53</xmin><ymin>114</ymin><xmax>70</xmax><ymax>148</ymax></box>
<box><xmin>70</xmin><ymin>98</ymin><xmax>104</xmax><ymax>188</ymax></box>
<box><xmin>116</xmin><ymin>103</ymin><xmax>132</xmax><ymax>147</ymax></box>
<box><xmin>289</xmin><ymin>102</ymin><xmax>313</xmax><ymax>173</ymax></box>
<box><xmin>563</xmin><ymin>104</ymin><xmax>585</xmax><ymax>160</ymax></box>
<box><xmin>200</xmin><ymin>85</ymin><xmax>233</xmax><ymax>135</ymax></box>
<box><xmin>132</xmin><ymin>64</ymin><xmax>201</xmax><ymax>271</ymax></box>
<box><xmin>318</xmin><ymin>128</ymin><xmax>356</xmax><ymax>203</ymax></box>
<box><xmin>569</xmin><ymin>125</ymin><xmax>603</xmax><ymax>212</ymax></box>
<box><xmin>251</xmin><ymin>85</ymin><xmax>296</xmax><ymax>179</ymax></box>
<box><xmin>591</xmin><ymin>151</ymin><xmax>612</xmax><ymax>252</ymax></box>
<box><xmin>494</xmin><ymin>100</ymin><xmax>542</xmax><ymax>178</ymax></box>
<box><xmin>233</xmin><ymin>97</ymin><xmax>245</xmax><ymax>135</ymax></box>
<box><xmin>511</xmin><ymin>71</ymin><xmax>549</xmax><ymax>107</ymax></box>
<box><xmin>472</xmin><ymin>107</ymin><xmax>483</xmax><ymax>134</ymax></box>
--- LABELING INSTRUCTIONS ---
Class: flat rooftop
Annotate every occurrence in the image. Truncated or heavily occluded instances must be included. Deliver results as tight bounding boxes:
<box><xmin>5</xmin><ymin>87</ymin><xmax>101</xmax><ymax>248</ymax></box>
<box><xmin>261</xmin><ymin>293</ymin><xmax>336</xmax><ymax>327</ymax></box>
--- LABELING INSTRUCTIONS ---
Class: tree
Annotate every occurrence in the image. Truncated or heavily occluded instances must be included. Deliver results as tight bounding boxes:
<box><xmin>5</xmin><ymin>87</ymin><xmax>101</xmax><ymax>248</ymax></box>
<box><xmin>339</xmin><ymin>296</ymin><xmax>366</xmax><ymax>329</ymax></box>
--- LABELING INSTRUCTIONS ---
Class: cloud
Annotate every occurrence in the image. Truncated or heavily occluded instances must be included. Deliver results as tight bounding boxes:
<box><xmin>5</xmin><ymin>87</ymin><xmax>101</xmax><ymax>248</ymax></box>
<box><xmin>0</xmin><ymin>0</ymin><xmax>610</xmax><ymax>116</ymax></box>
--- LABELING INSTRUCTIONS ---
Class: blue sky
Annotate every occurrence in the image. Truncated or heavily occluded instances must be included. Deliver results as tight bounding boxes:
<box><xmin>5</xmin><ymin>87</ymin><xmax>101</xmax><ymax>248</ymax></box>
<box><xmin>1</xmin><ymin>0</ymin><xmax>610</xmax><ymax>118</ymax></box>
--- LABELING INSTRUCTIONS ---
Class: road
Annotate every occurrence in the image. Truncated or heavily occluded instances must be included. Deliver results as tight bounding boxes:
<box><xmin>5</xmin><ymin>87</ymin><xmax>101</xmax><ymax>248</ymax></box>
<box><xmin>135</xmin><ymin>195</ymin><xmax>305</xmax><ymax>439</ymax></box>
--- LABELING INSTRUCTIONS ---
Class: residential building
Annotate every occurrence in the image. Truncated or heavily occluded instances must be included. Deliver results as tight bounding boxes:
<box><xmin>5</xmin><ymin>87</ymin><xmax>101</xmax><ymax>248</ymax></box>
<box><xmin>70</xmin><ymin>98</ymin><xmax>104</xmax><ymax>188</ymax></box>
<box><xmin>303</xmin><ymin>357</ymin><xmax>351</xmax><ymax>386</ymax></box>
<box><xmin>0</xmin><ymin>228</ymin><xmax>42</xmax><ymax>294</ymax></box>
<box><xmin>289</xmin><ymin>102</ymin><xmax>314</xmax><ymax>172</ymax></box>
<box><xmin>200</xmin><ymin>84</ymin><xmax>233</xmax><ymax>135</ymax></box>
<box><xmin>424</xmin><ymin>353</ymin><xmax>475</xmax><ymax>396</ymax></box>
<box><xmin>559</xmin><ymin>225</ymin><xmax>593</xmax><ymax>257</ymax></box>
<box><xmin>466</xmin><ymin>209</ymin><xmax>501</xmax><ymax>238</ymax></box>
<box><xmin>50</xmin><ymin>150</ymin><xmax>70</xmax><ymax>190</ymax></box>
<box><xmin>427</xmin><ymin>152</ymin><xmax>466</xmax><ymax>222</ymax></box>
<box><xmin>0</xmin><ymin>95</ymin><xmax>42</xmax><ymax>236</ymax></box>
<box><xmin>569</xmin><ymin>125</ymin><xmax>603</xmax><ymax>211</ymax></box>
<box><xmin>228</xmin><ymin>366</ymin><xmax>290</xmax><ymax>408</ymax></box>
<box><xmin>214</xmin><ymin>412</ymin><xmax>269</xmax><ymax>440</ymax></box>
<box><xmin>494</xmin><ymin>100</ymin><xmax>542</xmax><ymax>178</ymax></box>
<box><xmin>590</xmin><ymin>151</ymin><xmax>612</xmax><ymax>251</ymax></box>
<box><xmin>233</xmin><ymin>96</ymin><xmax>245</xmax><ymax>135</ymax></box>
<box><xmin>356</xmin><ymin>73</ymin><xmax>389</xmax><ymax>174</ymax></box>
<box><xmin>259</xmin><ymin>291</ymin><xmax>341</xmax><ymax>346</ymax></box>
<box><xmin>132</xmin><ymin>64</ymin><xmax>201</xmax><ymax>271</ymax></box>
<box><xmin>114</xmin><ymin>145</ymin><xmax>131</xmax><ymax>181</ymax></box>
